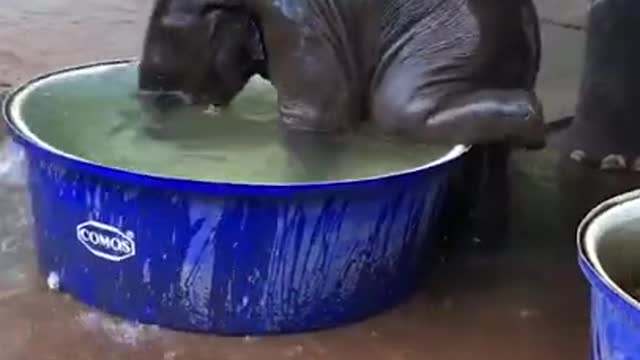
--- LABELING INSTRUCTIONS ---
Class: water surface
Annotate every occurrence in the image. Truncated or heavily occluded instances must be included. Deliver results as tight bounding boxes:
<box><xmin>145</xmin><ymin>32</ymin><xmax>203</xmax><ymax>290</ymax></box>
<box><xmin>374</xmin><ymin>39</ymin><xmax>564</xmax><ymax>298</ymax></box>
<box><xmin>15</xmin><ymin>63</ymin><xmax>451</xmax><ymax>183</ymax></box>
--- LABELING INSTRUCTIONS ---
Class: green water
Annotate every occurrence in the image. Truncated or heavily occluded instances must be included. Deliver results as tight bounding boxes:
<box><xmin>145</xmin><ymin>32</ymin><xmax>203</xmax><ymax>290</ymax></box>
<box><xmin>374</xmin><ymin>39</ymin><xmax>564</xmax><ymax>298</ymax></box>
<box><xmin>15</xmin><ymin>63</ymin><xmax>452</xmax><ymax>183</ymax></box>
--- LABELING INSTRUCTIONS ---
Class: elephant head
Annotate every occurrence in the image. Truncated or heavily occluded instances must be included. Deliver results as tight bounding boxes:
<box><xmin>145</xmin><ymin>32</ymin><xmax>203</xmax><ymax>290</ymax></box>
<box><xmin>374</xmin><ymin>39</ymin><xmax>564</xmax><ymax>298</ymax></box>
<box><xmin>138</xmin><ymin>0</ymin><xmax>267</xmax><ymax>106</ymax></box>
<box><xmin>139</xmin><ymin>0</ymin><xmax>368</xmax><ymax>133</ymax></box>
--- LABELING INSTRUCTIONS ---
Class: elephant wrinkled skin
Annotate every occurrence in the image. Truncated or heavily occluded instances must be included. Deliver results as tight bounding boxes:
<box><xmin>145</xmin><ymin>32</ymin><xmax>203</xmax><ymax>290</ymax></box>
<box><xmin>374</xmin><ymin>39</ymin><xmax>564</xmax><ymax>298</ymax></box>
<box><xmin>139</xmin><ymin>0</ymin><xmax>545</xmax><ymax>148</ymax></box>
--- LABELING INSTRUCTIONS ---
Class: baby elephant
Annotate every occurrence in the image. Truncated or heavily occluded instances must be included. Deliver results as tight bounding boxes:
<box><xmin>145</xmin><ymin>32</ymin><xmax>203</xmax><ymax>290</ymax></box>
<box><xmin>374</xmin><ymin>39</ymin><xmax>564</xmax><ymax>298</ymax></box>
<box><xmin>139</xmin><ymin>0</ymin><xmax>545</xmax><ymax>148</ymax></box>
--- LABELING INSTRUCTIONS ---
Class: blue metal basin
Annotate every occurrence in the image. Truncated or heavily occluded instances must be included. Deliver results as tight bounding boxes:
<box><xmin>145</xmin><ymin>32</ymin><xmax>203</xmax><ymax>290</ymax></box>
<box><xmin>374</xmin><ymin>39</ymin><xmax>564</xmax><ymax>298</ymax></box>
<box><xmin>579</xmin><ymin>190</ymin><xmax>640</xmax><ymax>358</ymax></box>
<box><xmin>2</xmin><ymin>60</ymin><xmax>468</xmax><ymax>335</ymax></box>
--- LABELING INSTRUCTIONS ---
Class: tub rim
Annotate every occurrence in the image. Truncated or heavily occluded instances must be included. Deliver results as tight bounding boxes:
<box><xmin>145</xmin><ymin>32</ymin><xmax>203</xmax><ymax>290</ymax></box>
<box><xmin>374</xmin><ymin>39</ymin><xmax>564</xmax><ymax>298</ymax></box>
<box><xmin>578</xmin><ymin>189</ymin><xmax>640</xmax><ymax>312</ymax></box>
<box><xmin>2</xmin><ymin>58</ymin><xmax>469</xmax><ymax>195</ymax></box>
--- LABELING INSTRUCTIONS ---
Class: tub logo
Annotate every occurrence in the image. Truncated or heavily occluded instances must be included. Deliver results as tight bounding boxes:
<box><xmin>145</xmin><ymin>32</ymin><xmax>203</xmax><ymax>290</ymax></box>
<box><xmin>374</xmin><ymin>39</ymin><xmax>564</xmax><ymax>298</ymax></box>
<box><xmin>76</xmin><ymin>221</ymin><xmax>136</xmax><ymax>262</ymax></box>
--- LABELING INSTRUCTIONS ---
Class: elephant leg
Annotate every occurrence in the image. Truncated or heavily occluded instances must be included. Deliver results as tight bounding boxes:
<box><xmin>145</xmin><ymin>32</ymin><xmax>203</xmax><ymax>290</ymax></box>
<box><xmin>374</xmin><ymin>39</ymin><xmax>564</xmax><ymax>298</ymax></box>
<box><xmin>255</xmin><ymin>1</ymin><xmax>372</xmax><ymax>133</ymax></box>
<box><xmin>466</xmin><ymin>142</ymin><xmax>511</xmax><ymax>250</ymax></box>
<box><xmin>422</xmin><ymin>89</ymin><xmax>544</xmax><ymax>148</ymax></box>
<box><xmin>438</xmin><ymin>142</ymin><xmax>510</xmax><ymax>250</ymax></box>
<box><xmin>566</xmin><ymin>0</ymin><xmax>640</xmax><ymax>172</ymax></box>
<box><xmin>372</xmin><ymin>72</ymin><xmax>523</xmax><ymax>245</ymax></box>
<box><xmin>373</xmin><ymin>82</ymin><xmax>545</xmax><ymax>148</ymax></box>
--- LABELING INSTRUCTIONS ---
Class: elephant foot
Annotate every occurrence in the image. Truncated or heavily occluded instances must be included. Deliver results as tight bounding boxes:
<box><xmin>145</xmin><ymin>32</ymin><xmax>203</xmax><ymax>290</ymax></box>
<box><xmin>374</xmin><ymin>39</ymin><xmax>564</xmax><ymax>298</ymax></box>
<box><xmin>562</xmin><ymin>121</ymin><xmax>640</xmax><ymax>172</ymax></box>
<box><xmin>566</xmin><ymin>0</ymin><xmax>640</xmax><ymax>172</ymax></box>
<box><xmin>569</xmin><ymin>151</ymin><xmax>640</xmax><ymax>172</ymax></box>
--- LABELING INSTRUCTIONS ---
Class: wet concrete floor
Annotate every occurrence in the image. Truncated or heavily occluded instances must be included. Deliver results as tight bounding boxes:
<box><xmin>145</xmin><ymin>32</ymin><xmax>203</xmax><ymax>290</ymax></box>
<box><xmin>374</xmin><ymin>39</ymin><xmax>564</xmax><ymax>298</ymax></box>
<box><xmin>2</xmin><ymin>119</ymin><xmax>639</xmax><ymax>359</ymax></box>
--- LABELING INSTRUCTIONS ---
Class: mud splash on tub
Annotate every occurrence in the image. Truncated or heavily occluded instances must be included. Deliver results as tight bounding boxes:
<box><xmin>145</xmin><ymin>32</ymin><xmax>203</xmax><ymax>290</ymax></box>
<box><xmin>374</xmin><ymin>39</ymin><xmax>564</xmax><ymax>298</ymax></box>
<box><xmin>0</xmin><ymin>139</ymin><xmax>27</xmax><ymax>188</ymax></box>
<box><xmin>0</xmin><ymin>138</ymin><xmax>34</xmax><ymax>293</ymax></box>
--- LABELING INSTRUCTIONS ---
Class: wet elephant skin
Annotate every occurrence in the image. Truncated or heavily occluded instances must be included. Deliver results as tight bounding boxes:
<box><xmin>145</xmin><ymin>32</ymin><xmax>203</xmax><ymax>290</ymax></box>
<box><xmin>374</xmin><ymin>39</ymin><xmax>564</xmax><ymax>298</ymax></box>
<box><xmin>139</xmin><ymin>0</ymin><xmax>546</xmax><ymax>148</ymax></box>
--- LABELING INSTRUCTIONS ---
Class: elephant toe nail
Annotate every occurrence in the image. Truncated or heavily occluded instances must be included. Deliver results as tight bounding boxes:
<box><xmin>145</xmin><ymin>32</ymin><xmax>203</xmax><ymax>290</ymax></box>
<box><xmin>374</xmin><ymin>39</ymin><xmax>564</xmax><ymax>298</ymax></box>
<box><xmin>632</xmin><ymin>158</ymin><xmax>640</xmax><ymax>172</ymax></box>
<box><xmin>600</xmin><ymin>154</ymin><xmax>627</xmax><ymax>171</ymax></box>
<box><xmin>570</xmin><ymin>150</ymin><xmax>587</xmax><ymax>162</ymax></box>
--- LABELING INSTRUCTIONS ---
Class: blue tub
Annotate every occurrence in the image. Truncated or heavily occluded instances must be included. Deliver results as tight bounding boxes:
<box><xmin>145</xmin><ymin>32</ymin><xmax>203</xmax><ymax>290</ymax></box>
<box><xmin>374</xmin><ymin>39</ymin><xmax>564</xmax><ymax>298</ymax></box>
<box><xmin>579</xmin><ymin>190</ymin><xmax>640</xmax><ymax>358</ymax></box>
<box><xmin>2</xmin><ymin>60</ymin><xmax>468</xmax><ymax>335</ymax></box>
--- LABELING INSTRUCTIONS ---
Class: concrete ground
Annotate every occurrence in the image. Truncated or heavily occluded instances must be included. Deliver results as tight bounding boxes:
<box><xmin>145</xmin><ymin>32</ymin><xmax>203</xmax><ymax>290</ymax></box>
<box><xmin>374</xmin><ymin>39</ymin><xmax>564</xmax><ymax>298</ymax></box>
<box><xmin>2</xmin><ymin>1</ymin><xmax>633</xmax><ymax>359</ymax></box>
<box><xmin>533</xmin><ymin>0</ymin><xmax>587</xmax><ymax>124</ymax></box>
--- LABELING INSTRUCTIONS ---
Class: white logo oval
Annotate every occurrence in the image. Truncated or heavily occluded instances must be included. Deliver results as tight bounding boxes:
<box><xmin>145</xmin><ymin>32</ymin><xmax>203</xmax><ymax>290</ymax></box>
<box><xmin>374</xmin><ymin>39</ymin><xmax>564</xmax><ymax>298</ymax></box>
<box><xmin>76</xmin><ymin>221</ymin><xmax>136</xmax><ymax>262</ymax></box>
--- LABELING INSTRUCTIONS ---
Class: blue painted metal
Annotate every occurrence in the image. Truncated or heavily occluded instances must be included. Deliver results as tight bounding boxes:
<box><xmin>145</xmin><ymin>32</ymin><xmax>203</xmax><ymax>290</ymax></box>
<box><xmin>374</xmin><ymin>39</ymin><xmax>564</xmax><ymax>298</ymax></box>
<box><xmin>579</xmin><ymin>191</ymin><xmax>640</xmax><ymax>359</ymax></box>
<box><xmin>2</xmin><ymin>61</ymin><xmax>467</xmax><ymax>335</ymax></box>
<box><xmin>579</xmin><ymin>256</ymin><xmax>640</xmax><ymax>359</ymax></box>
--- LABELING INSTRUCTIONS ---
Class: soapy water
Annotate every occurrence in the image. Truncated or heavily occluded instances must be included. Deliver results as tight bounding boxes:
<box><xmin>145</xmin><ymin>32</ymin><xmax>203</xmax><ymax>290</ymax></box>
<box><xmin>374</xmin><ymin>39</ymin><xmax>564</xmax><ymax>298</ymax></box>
<box><xmin>12</xmin><ymin>63</ymin><xmax>452</xmax><ymax>184</ymax></box>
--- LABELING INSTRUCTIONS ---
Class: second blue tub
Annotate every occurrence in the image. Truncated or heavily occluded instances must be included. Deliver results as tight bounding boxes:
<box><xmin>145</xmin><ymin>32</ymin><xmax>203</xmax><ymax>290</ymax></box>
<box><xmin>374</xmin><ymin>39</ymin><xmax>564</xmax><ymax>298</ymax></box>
<box><xmin>579</xmin><ymin>190</ymin><xmax>640</xmax><ymax>358</ymax></box>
